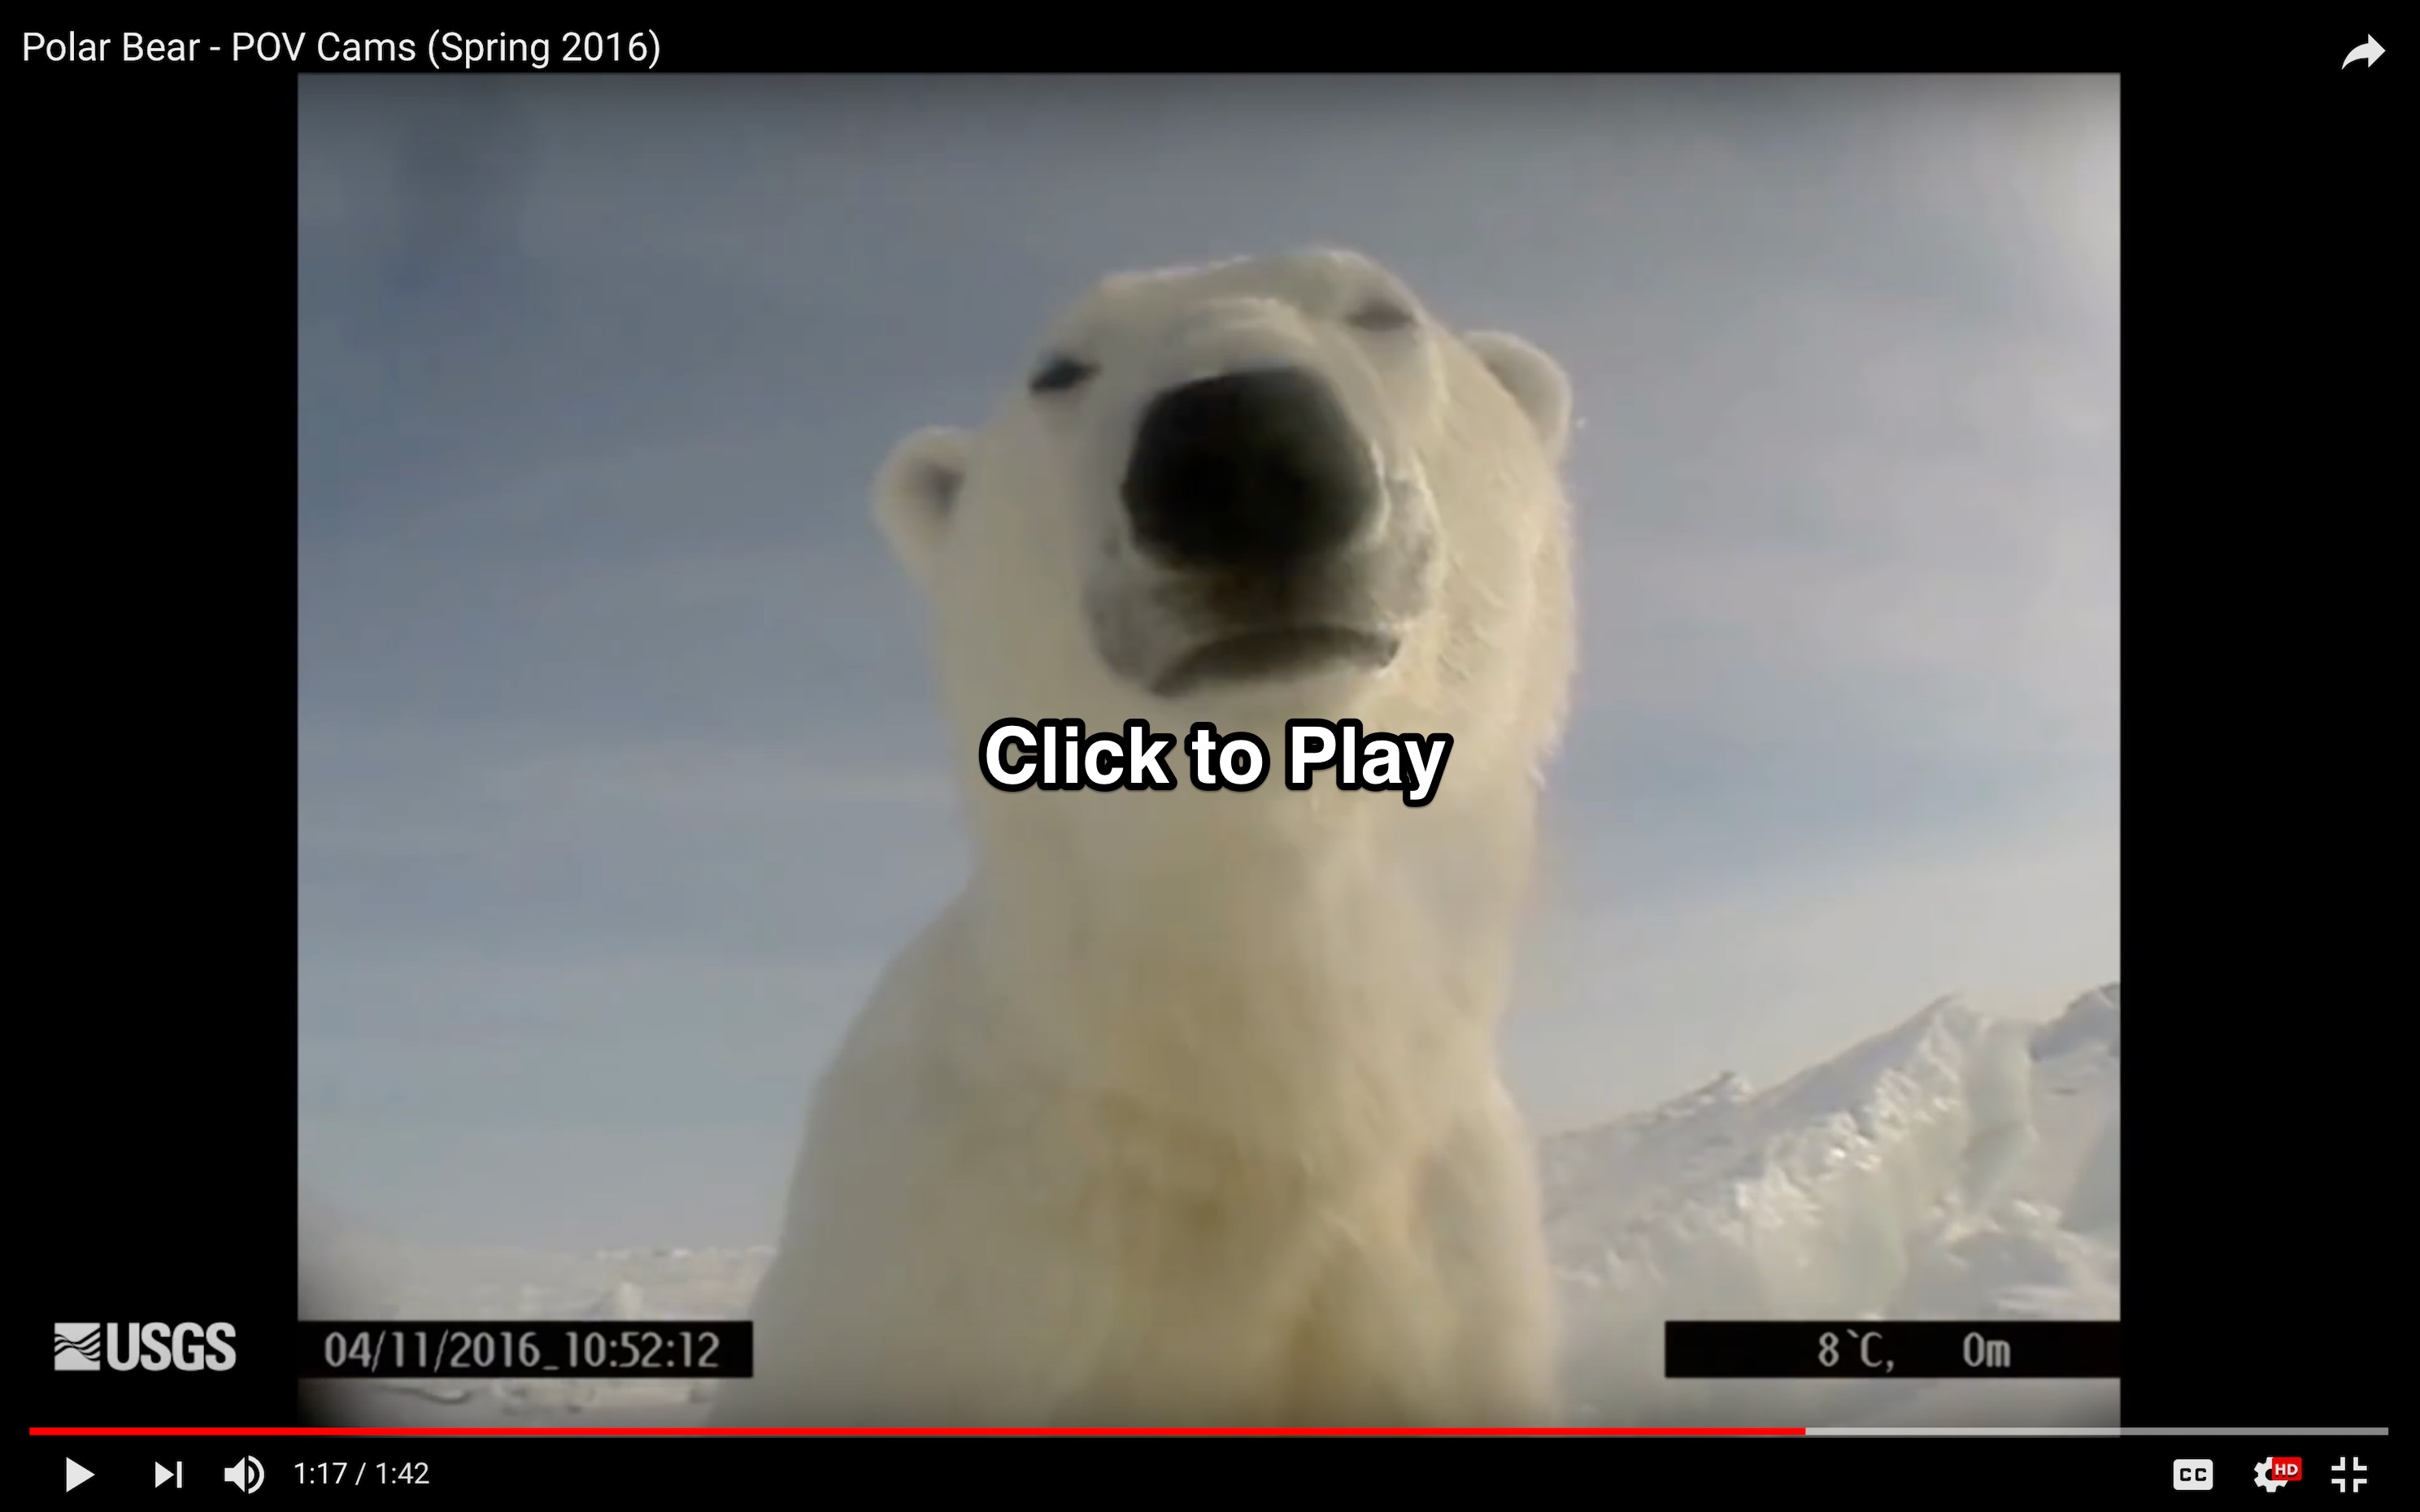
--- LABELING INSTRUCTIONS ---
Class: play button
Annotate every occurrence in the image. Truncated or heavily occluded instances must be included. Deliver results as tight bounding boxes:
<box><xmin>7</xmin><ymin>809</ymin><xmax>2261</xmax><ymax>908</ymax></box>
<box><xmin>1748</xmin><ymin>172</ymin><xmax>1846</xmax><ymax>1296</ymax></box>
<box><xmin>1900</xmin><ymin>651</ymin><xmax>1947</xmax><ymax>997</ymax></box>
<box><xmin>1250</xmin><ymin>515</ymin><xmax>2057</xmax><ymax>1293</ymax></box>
<box><xmin>66</xmin><ymin>1458</ymin><xmax>94</xmax><ymax>1491</ymax></box>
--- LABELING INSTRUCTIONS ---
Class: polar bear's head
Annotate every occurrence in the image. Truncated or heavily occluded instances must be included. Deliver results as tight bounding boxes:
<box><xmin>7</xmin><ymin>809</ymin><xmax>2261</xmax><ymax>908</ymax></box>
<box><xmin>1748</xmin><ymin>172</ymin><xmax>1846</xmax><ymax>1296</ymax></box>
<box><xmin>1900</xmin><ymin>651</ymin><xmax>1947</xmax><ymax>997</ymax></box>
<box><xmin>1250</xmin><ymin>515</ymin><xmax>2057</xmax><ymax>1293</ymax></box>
<box><xmin>877</xmin><ymin>249</ymin><xmax>1575</xmax><ymax>809</ymax></box>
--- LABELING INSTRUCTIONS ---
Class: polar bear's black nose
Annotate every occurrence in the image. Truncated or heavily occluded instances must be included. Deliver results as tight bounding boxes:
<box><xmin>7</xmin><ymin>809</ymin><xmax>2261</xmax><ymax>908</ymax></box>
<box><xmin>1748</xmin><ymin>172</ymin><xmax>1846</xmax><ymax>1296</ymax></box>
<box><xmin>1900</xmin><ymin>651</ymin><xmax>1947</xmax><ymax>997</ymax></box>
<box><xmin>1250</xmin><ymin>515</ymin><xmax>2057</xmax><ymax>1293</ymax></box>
<box><xmin>1122</xmin><ymin>369</ymin><xmax>1378</xmax><ymax>571</ymax></box>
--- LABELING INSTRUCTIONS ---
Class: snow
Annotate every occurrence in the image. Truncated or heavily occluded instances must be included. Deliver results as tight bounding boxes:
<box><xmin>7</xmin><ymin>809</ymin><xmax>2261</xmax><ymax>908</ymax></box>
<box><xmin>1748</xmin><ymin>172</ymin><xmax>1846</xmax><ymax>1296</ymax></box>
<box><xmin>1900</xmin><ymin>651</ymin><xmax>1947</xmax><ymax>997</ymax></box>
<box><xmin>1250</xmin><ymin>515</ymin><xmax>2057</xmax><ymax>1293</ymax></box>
<box><xmin>301</xmin><ymin>984</ymin><xmax>2118</xmax><ymax>1427</ymax></box>
<box><xmin>1547</xmin><ymin>984</ymin><xmax>2118</xmax><ymax>1427</ymax></box>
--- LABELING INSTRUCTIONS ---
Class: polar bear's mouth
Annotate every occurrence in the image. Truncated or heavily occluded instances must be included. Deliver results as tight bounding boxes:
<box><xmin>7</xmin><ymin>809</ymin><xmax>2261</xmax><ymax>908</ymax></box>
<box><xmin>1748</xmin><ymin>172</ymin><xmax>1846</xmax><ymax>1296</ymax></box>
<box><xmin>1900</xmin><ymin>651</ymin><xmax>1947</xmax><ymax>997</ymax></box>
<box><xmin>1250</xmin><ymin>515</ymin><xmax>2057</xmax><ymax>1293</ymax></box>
<box><xmin>1151</xmin><ymin>625</ymin><xmax>1399</xmax><ymax>697</ymax></box>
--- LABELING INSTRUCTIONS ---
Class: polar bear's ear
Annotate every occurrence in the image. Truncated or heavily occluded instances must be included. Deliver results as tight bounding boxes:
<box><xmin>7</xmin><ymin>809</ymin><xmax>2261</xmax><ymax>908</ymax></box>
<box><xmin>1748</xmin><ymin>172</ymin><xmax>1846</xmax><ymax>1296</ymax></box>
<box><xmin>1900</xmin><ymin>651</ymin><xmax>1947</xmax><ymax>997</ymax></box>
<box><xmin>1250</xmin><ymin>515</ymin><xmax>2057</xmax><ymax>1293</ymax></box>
<box><xmin>1465</xmin><ymin>332</ymin><xmax>1573</xmax><ymax>467</ymax></box>
<box><xmin>874</xmin><ymin>426</ymin><xmax>973</xmax><ymax>591</ymax></box>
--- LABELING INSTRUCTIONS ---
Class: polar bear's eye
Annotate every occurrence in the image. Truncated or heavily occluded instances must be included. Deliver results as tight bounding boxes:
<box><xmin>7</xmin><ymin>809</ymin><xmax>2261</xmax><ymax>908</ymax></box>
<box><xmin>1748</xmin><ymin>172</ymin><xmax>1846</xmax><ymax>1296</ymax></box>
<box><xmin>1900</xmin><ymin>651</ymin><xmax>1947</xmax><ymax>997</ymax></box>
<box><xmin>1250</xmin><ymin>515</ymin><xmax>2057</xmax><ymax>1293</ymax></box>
<box><xmin>1029</xmin><ymin>354</ymin><xmax>1098</xmax><ymax>395</ymax></box>
<box><xmin>1345</xmin><ymin>299</ymin><xmax>1417</xmax><ymax>333</ymax></box>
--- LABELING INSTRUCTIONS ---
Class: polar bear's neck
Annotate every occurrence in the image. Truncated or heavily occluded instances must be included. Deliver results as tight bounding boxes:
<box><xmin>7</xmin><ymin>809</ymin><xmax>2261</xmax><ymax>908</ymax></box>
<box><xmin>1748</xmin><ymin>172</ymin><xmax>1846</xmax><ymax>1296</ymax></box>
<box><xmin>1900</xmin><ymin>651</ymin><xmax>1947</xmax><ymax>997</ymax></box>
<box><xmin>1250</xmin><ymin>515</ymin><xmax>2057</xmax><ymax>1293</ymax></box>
<box><xmin>961</xmin><ymin>786</ymin><xmax>1538</xmax><ymax>1171</ymax></box>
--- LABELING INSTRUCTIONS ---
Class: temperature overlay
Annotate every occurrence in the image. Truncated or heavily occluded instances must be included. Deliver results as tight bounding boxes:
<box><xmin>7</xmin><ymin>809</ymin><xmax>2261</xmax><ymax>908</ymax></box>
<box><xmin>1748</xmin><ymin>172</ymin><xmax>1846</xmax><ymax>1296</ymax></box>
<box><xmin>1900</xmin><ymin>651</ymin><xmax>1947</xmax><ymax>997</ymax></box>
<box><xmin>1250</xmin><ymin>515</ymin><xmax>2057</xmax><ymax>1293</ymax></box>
<box><xmin>1663</xmin><ymin>1320</ymin><xmax>2118</xmax><ymax>1378</ymax></box>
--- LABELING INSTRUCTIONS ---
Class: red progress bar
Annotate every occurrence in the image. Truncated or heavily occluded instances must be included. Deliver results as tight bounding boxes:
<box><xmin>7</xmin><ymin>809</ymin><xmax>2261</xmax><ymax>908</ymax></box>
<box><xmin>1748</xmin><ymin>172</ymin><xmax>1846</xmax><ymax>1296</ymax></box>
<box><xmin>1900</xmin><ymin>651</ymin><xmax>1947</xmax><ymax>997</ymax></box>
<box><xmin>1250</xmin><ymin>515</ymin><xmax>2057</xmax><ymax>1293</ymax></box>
<box><xmin>33</xmin><ymin>1425</ymin><xmax>1808</xmax><ymax>1437</ymax></box>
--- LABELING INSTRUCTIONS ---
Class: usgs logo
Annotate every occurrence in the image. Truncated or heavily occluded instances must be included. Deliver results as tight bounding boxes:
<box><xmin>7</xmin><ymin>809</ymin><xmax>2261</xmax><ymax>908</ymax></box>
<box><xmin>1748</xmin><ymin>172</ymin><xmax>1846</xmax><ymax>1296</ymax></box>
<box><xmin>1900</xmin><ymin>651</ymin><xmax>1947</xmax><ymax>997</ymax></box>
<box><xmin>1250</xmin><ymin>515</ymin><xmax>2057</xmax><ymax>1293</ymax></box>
<box><xmin>54</xmin><ymin>1322</ymin><xmax>237</xmax><ymax>1371</ymax></box>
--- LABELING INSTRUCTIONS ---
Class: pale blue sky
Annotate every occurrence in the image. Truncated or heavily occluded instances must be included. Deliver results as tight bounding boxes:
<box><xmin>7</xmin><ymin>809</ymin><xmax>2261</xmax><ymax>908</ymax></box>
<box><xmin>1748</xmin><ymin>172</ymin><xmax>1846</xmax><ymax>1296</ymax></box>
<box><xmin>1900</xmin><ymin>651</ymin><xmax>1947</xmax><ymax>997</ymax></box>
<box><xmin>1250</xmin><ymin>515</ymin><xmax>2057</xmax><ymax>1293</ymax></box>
<box><xmin>297</xmin><ymin>76</ymin><xmax>2118</xmax><ymax>1249</ymax></box>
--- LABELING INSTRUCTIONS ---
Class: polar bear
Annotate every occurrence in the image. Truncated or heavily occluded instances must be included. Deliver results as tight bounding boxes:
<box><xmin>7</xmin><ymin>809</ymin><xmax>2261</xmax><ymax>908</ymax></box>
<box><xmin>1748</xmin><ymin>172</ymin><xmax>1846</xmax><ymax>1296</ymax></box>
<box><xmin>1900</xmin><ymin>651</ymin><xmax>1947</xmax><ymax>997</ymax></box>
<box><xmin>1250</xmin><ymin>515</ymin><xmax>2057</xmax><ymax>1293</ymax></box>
<box><xmin>715</xmin><ymin>248</ymin><xmax>1578</xmax><ymax>1427</ymax></box>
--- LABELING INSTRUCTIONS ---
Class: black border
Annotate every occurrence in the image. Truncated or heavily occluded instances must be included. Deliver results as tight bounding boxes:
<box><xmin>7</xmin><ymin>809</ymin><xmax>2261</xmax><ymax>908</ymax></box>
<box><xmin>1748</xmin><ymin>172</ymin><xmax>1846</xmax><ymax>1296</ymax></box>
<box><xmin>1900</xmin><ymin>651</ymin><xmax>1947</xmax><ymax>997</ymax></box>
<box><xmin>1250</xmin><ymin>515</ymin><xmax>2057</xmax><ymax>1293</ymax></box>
<box><xmin>16</xmin><ymin>19</ymin><xmax>2400</xmax><ymax>1495</ymax></box>
<box><xmin>2118</xmin><ymin>18</ymin><xmax>2395</xmax><ymax>1435</ymax></box>
<box><xmin>22</xmin><ymin>57</ymin><xmax>298</xmax><ymax>1432</ymax></box>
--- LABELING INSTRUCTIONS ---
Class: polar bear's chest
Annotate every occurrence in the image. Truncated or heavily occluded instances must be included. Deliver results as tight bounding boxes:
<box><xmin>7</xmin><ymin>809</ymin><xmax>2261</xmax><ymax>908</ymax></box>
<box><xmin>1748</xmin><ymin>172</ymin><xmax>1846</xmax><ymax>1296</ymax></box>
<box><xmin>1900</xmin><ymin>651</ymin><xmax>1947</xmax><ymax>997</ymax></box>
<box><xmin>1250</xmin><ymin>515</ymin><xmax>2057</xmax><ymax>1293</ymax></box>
<box><xmin>992</xmin><ymin>1119</ymin><xmax>1469</xmax><ymax>1423</ymax></box>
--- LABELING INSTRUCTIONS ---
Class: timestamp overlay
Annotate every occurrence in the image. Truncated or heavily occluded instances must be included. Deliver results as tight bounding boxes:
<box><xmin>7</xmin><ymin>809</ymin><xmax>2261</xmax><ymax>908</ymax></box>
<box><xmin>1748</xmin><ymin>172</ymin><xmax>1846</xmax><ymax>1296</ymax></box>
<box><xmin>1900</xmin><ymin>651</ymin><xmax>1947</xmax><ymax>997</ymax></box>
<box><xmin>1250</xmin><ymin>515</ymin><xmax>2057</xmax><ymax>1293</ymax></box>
<box><xmin>1665</xmin><ymin>1320</ymin><xmax>2118</xmax><ymax>1379</ymax></box>
<box><xmin>298</xmin><ymin>1321</ymin><xmax>751</xmax><ymax>1379</ymax></box>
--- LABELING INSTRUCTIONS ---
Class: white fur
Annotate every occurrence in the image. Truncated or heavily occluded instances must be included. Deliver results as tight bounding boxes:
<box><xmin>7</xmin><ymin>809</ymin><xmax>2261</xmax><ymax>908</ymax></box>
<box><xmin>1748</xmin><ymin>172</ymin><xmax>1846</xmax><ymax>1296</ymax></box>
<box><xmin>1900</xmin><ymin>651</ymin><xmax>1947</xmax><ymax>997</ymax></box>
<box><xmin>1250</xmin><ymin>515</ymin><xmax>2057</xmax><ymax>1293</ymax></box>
<box><xmin>716</xmin><ymin>250</ymin><xmax>1578</xmax><ymax>1426</ymax></box>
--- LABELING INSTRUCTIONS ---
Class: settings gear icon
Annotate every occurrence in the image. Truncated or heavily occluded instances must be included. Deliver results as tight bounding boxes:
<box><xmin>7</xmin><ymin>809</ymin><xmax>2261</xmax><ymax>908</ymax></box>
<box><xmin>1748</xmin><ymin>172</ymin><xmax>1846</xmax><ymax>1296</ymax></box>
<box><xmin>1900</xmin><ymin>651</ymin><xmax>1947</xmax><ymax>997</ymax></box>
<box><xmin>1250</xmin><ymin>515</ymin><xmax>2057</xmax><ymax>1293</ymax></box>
<box><xmin>2255</xmin><ymin>1458</ymin><xmax>2286</xmax><ymax>1492</ymax></box>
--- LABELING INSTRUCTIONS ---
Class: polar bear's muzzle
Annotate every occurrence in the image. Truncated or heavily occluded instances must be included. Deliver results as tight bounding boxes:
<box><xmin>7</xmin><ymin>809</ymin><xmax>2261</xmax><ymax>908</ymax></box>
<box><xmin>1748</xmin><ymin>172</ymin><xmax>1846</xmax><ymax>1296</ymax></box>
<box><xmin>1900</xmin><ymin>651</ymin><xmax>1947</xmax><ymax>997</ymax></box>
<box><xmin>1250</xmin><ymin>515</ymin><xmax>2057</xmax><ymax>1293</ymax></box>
<box><xmin>1122</xmin><ymin>368</ymin><xmax>1378</xmax><ymax>572</ymax></box>
<box><xmin>1093</xmin><ymin>366</ymin><xmax>1430</xmax><ymax>699</ymax></box>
